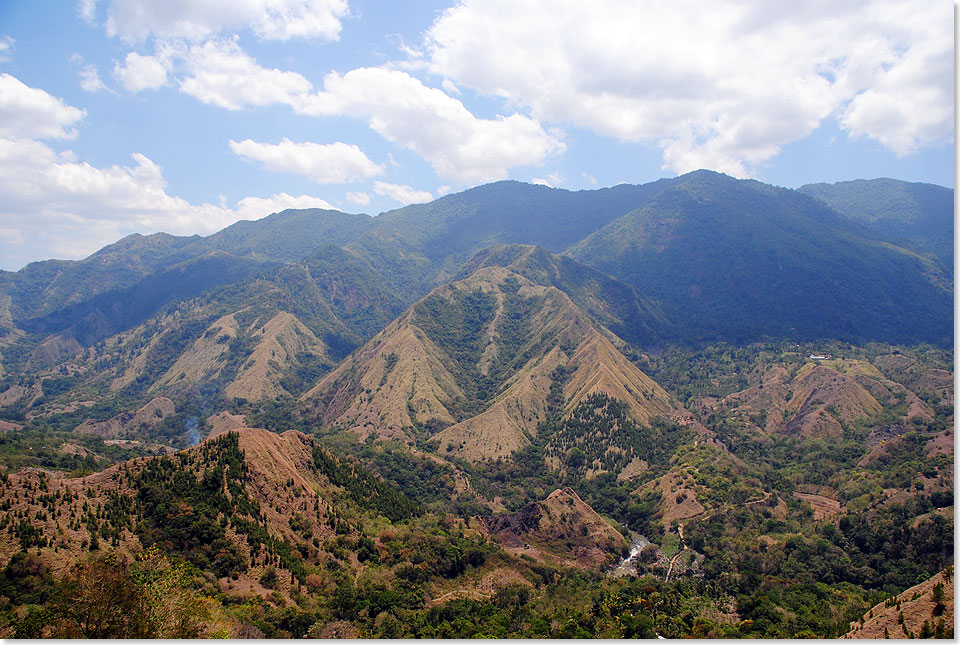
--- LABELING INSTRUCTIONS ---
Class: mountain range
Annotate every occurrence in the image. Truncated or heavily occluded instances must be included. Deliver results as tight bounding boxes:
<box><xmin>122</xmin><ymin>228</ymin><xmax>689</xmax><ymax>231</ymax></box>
<box><xmin>0</xmin><ymin>170</ymin><xmax>952</xmax><ymax>638</ymax></box>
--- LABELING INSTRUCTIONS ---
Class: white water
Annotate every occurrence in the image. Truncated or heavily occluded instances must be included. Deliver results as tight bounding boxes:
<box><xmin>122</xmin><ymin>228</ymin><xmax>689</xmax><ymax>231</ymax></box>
<box><xmin>611</xmin><ymin>534</ymin><xmax>650</xmax><ymax>577</ymax></box>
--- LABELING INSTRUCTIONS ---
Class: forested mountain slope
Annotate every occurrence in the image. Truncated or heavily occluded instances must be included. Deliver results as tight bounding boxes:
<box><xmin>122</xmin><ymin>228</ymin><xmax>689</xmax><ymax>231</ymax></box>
<box><xmin>567</xmin><ymin>171</ymin><xmax>952</xmax><ymax>345</ymax></box>
<box><xmin>799</xmin><ymin>178</ymin><xmax>954</xmax><ymax>275</ymax></box>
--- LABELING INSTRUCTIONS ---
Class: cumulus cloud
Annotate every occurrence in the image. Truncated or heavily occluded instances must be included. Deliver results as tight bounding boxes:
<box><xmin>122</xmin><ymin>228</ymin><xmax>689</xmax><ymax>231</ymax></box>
<box><xmin>373</xmin><ymin>181</ymin><xmax>432</xmax><ymax>204</ymax></box>
<box><xmin>0</xmin><ymin>138</ymin><xmax>234</xmax><ymax>268</ymax></box>
<box><xmin>104</xmin><ymin>0</ymin><xmax>348</xmax><ymax>42</ymax></box>
<box><xmin>229</xmin><ymin>138</ymin><xmax>383</xmax><ymax>183</ymax></box>
<box><xmin>170</xmin><ymin>40</ymin><xmax>563</xmax><ymax>183</ymax></box>
<box><xmin>423</xmin><ymin>0</ymin><xmax>953</xmax><ymax>176</ymax></box>
<box><xmin>180</xmin><ymin>39</ymin><xmax>312</xmax><ymax>109</ymax></box>
<box><xmin>0</xmin><ymin>138</ymin><xmax>336</xmax><ymax>269</ymax></box>
<box><xmin>0</xmin><ymin>74</ymin><xmax>85</xmax><ymax>140</ymax></box>
<box><xmin>533</xmin><ymin>172</ymin><xmax>563</xmax><ymax>187</ymax></box>
<box><xmin>299</xmin><ymin>67</ymin><xmax>565</xmax><ymax>183</ymax></box>
<box><xmin>838</xmin><ymin>9</ymin><xmax>954</xmax><ymax>156</ymax></box>
<box><xmin>114</xmin><ymin>51</ymin><xmax>168</xmax><ymax>92</ymax></box>
<box><xmin>0</xmin><ymin>74</ymin><xmax>334</xmax><ymax>270</ymax></box>
<box><xmin>76</xmin><ymin>0</ymin><xmax>97</xmax><ymax>23</ymax></box>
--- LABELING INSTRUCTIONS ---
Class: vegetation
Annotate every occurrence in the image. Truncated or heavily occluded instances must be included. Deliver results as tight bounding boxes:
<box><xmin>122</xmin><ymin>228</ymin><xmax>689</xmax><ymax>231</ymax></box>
<box><xmin>0</xmin><ymin>175</ymin><xmax>952</xmax><ymax>638</ymax></box>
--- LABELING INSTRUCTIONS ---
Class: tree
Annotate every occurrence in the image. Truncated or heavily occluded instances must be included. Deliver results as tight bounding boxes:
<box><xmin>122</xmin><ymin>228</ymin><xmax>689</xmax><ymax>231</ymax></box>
<box><xmin>54</xmin><ymin>553</ymin><xmax>151</xmax><ymax>638</ymax></box>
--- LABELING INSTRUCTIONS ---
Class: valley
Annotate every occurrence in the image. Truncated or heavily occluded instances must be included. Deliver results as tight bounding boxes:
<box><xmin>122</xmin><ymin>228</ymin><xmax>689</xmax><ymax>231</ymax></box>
<box><xmin>0</xmin><ymin>172</ymin><xmax>952</xmax><ymax>638</ymax></box>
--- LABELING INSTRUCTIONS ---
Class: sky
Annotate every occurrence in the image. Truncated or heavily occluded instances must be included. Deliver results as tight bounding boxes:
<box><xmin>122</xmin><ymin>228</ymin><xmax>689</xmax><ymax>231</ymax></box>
<box><xmin>0</xmin><ymin>0</ymin><xmax>954</xmax><ymax>271</ymax></box>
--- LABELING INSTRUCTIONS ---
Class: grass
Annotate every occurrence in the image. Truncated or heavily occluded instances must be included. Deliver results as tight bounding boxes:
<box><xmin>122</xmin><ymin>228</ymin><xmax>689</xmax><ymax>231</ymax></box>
<box><xmin>660</xmin><ymin>532</ymin><xmax>680</xmax><ymax>559</ymax></box>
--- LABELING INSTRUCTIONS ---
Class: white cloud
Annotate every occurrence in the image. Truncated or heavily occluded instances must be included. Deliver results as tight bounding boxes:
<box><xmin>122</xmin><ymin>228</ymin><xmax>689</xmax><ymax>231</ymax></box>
<box><xmin>236</xmin><ymin>193</ymin><xmax>336</xmax><ymax>219</ymax></box>
<box><xmin>440</xmin><ymin>78</ymin><xmax>459</xmax><ymax>95</ymax></box>
<box><xmin>0</xmin><ymin>135</ymin><xmax>335</xmax><ymax>269</ymax></box>
<box><xmin>79</xmin><ymin>63</ymin><xmax>108</xmax><ymax>92</ymax></box>
<box><xmin>229</xmin><ymin>138</ymin><xmax>383</xmax><ymax>183</ymax></box>
<box><xmin>180</xmin><ymin>39</ymin><xmax>312</xmax><ymax>110</ymax></box>
<box><xmin>838</xmin><ymin>10</ymin><xmax>954</xmax><ymax>156</ymax></box>
<box><xmin>114</xmin><ymin>51</ymin><xmax>168</xmax><ymax>92</ymax></box>
<box><xmin>532</xmin><ymin>172</ymin><xmax>562</xmax><ymax>187</ymax></box>
<box><xmin>0</xmin><ymin>73</ymin><xmax>85</xmax><ymax>140</ymax></box>
<box><xmin>581</xmin><ymin>172</ymin><xmax>597</xmax><ymax>185</ymax></box>
<box><xmin>171</xmin><ymin>38</ymin><xmax>564</xmax><ymax>183</ymax></box>
<box><xmin>77</xmin><ymin>0</ymin><xmax>97</xmax><ymax>23</ymax></box>
<box><xmin>0</xmin><ymin>36</ymin><xmax>13</xmax><ymax>62</ymax></box>
<box><xmin>345</xmin><ymin>191</ymin><xmax>370</xmax><ymax>205</ymax></box>
<box><xmin>436</xmin><ymin>185</ymin><xmax>451</xmax><ymax>196</ymax></box>
<box><xmin>373</xmin><ymin>181</ymin><xmax>432</xmax><ymax>204</ymax></box>
<box><xmin>0</xmin><ymin>74</ymin><xmax>335</xmax><ymax>270</ymax></box>
<box><xmin>0</xmin><ymin>137</ymin><xmax>237</xmax><ymax>268</ymax></box>
<box><xmin>299</xmin><ymin>67</ymin><xmax>565</xmax><ymax>183</ymax></box>
<box><xmin>424</xmin><ymin>0</ymin><xmax>953</xmax><ymax>176</ymax></box>
<box><xmin>105</xmin><ymin>0</ymin><xmax>348</xmax><ymax>42</ymax></box>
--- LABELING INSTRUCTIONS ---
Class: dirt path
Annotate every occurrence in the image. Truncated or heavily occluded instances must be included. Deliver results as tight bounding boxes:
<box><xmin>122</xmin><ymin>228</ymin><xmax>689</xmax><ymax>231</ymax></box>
<box><xmin>744</xmin><ymin>491</ymin><xmax>772</xmax><ymax>506</ymax></box>
<box><xmin>429</xmin><ymin>589</ymin><xmax>491</xmax><ymax>605</ymax></box>
<box><xmin>665</xmin><ymin>523</ymin><xmax>688</xmax><ymax>583</ymax></box>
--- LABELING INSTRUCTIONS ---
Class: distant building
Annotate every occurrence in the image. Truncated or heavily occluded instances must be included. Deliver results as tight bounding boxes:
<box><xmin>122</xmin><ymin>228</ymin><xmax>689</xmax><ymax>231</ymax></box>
<box><xmin>809</xmin><ymin>354</ymin><xmax>832</xmax><ymax>360</ymax></box>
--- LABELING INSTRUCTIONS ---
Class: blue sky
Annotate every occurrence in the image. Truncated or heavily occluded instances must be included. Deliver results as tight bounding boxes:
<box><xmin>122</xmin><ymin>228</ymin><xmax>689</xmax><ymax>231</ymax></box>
<box><xmin>0</xmin><ymin>0</ymin><xmax>953</xmax><ymax>270</ymax></box>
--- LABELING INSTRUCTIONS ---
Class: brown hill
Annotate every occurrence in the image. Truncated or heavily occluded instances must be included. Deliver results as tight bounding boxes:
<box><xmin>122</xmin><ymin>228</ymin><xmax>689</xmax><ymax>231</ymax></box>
<box><xmin>454</xmin><ymin>244</ymin><xmax>669</xmax><ymax>347</ymax></box>
<box><xmin>74</xmin><ymin>396</ymin><xmax>175</xmax><ymax>438</ymax></box>
<box><xmin>150</xmin><ymin>313</ymin><xmax>239</xmax><ymax>390</ymax></box>
<box><xmin>0</xmin><ymin>427</ymin><xmax>351</xmax><ymax>584</ymax></box>
<box><xmin>873</xmin><ymin>352</ymin><xmax>954</xmax><ymax>406</ymax></box>
<box><xmin>784</xmin><ymin>363</ymin><xmax>882</xmax><ymax>438</ymax></box>
<box><xmin>481</xmin><ymin>487</ymin><xmax>628</xmax><ymax>567</ymax></box>
<box><xmin>33</xmin><ymin>304</ymin><xmax>328</xmax><ymax>410</ymax></box>
<box><xmin>843</xmin><ymin>568</ymin><xmax>954</xmax><ymax>639</ymax></box>
<box><xmin>299</xmin><ymin>266</ymin><xmax>676</xmax><ymax>461</ymax></box>
<box><xmin>715</xmin><ymin>358</ymin><xmax>934</xmax><ymax>439</ymax></box>
<box><xmin>224</xmin><ymin>312</ymin><xmax>329</xmax><ymax>402</ymax></box>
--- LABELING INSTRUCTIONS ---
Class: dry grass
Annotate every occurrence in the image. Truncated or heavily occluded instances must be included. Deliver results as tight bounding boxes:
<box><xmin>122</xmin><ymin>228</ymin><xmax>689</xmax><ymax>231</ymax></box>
<box><xmin>843</xmin><ymin>568</ymin><xmax>954</xmax><ymax>639</ymax></box>
<box><xmin>225</xmin><ymin>312</ymin><xmax>327</xmax><ymax>402</ymax></box>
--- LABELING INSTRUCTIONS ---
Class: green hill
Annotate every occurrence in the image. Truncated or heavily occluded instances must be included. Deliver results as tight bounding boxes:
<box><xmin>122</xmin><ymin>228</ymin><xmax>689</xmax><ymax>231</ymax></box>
<box><xmin>567</xmin><ymin>171</ymin><xmax>952</xmax><ymax>345</ymax></box>
<box><xmin>798</xmin><ymin>178</ymin><xmax>954</xmax><ymax>275</ymax></box>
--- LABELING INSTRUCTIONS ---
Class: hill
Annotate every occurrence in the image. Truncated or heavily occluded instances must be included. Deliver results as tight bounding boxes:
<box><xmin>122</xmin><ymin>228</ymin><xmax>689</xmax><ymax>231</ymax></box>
<box><xmin>799</xmin><ymin>178</ymin><xmax>953</xmax><ymax>275</ymax></box>
<box><xmin>342</xmin><ymin>180</ymin><xmax>666</xmax><ymax>297</ymax></box>
<box><xmin>0</xmin><ymin>173</ymin><xmax>953</xmax><ymax>638</ymax></box>
<box><xmin>481</xmin><ymin>487</ymin><xmax>628</xmax><ymax>567</ymax></box>
<box><xmin>201</xmin><ymin>208</ymin><xmax>374</xmax><ymax>263</ymax></box>
<box><xmin>298</xmin><ymin>265</ymin><xmax>676</xmax><ymax>462</ymax></box>
<box><xmin>0</xmin><ymin>426</ymin><xmax>633</xmax><ymax>638</ymax></box>
<box><xmin>843</xmin><ymin>567</ymin><xmax>953</xmax><ymax>639</ymax></box>
<box><xmin>1</xmin><ymin>173</ymin><xmax>952</xmax><ymax>386</ymax></box>
<box><xmin>712</xmin><ymin>357</ymin><xmax>935</xmax><ymax>439</ymax></box>
<box><xmin>454</xmin><ymin>244</ymin><xmax>668</xmax><ymax>348</ymax></box>
<box><xmin>567</xmin><ymin>170</ymin><xmax>952</xmax><ymax>345</ymax></box>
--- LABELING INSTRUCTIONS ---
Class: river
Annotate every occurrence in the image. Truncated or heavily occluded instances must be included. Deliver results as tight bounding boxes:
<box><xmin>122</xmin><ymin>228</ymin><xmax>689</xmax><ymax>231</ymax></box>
<box><xmin>610</xmin><ymin>533</ymin><xmax>651</xmax><ymax>577</ymax></box>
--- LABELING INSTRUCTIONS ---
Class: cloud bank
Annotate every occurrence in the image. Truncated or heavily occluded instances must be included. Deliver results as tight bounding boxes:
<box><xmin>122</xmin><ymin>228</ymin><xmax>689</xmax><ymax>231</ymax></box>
<box><xmin>424</xmin><ymin>0</ymin><xmax>953</xmax><ymax>176</ymax></box>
